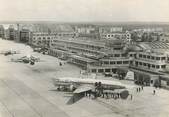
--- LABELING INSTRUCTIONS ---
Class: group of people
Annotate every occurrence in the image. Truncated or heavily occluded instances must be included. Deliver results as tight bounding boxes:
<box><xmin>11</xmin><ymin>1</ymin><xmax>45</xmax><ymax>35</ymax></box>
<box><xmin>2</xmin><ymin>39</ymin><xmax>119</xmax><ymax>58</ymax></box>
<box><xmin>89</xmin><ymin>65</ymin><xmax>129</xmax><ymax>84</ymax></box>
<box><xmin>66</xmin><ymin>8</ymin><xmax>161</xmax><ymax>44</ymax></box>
<box><xmin>136</xmin><ymin>86</ymin><xmax>144</xmax><ymax>92</ymax></box>
<box><xmin>136</xmin><ymin>86</ymin><xmax>156</xmax><ymax>95</ymax></box>
<box><xmin>85</xmin><ymin>90</ymin><xmax>122</xmax><ymax>100</ymax></box>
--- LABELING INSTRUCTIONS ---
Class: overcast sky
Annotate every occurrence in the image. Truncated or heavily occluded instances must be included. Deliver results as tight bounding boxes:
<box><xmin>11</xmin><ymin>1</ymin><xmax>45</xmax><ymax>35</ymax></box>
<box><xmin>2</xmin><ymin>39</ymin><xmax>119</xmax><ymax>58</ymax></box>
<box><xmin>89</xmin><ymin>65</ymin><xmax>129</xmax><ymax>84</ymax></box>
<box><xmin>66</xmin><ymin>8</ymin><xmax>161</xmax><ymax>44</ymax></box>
<box><xmin>0</xmin><ymin>0</ymin><xmax>169</xmax><ymax>22</ymax></box>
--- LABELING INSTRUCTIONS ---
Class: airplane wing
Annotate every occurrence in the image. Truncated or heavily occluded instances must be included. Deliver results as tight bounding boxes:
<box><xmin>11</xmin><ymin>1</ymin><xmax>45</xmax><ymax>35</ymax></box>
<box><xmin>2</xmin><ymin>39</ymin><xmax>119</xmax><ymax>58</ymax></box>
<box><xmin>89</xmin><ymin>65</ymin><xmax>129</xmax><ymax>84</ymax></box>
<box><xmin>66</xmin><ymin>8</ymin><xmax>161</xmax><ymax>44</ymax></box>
<box><xmin>11</xmin><ymin>51</ymin><xmax>20</xmax><ymax>54</ymax></box>
<box><xmin>73</xmin><ymin>85</ymin><xmax>94</xmax><ymax>94</ymax></box>
<box><xmin>53</xmin><ymin>82</ymin><xmax>72</xmax><ymax>87</ymax></box>
<box><xmin>11</xmin><ymin>58</ymin><xmax>23</xmax><ymax>62</ymax></box>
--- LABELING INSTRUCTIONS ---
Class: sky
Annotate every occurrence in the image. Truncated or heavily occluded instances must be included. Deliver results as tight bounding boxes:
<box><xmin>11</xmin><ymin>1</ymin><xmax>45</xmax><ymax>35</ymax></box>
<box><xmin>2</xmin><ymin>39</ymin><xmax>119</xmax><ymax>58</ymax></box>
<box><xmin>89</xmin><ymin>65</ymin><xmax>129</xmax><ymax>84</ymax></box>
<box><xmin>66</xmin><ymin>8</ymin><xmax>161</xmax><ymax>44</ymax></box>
<box><xmin>0</xmin><ymin>0</ymin><xmax>169</xmax><ymax>22</ymax></box>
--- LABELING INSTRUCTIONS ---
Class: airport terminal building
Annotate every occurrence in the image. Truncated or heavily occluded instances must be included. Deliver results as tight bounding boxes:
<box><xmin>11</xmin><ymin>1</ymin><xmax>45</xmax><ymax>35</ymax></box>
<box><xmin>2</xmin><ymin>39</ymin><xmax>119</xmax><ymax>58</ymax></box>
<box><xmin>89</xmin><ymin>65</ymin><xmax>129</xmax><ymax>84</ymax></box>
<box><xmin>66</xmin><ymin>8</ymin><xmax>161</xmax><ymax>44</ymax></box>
<box><xmin>48</xmin><ymin>37</ymin><xmax>169</xmax><ymax>87</ymax></box>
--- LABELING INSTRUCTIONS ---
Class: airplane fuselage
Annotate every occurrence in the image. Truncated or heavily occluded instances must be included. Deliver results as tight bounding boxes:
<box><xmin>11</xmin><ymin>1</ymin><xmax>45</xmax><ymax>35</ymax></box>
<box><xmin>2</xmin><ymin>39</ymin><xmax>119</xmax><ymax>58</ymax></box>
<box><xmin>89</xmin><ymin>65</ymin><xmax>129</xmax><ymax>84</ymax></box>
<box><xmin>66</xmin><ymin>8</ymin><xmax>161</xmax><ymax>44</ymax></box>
<box><xmin>54</xmin><ymin>77</ymin><xmax>126</xmax><ymax>89</ymax></box>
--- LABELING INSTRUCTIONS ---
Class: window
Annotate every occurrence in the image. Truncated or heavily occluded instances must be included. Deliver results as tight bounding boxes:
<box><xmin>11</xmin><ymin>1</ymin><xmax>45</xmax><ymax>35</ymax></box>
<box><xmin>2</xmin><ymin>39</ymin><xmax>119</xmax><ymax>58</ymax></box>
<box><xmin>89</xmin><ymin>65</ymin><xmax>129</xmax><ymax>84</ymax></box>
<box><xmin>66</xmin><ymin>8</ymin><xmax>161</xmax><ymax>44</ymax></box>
<box><xmin>148</xmin><ymin>64</ymin><xmax>151</xmax><ymax>69</ymax></box>
<box><xmin>161</xmin><ymin>65</ymin><xmax>166</xmax><ymax>69</ymax></box>
<box><xmin>114</xmin><ymin>54</ymin><xmax>120</xmax><ymax>57</ymax></box>
<box><xmin>156</xmin><ymin>57</ymin><xmax>160</xmax><ymax>60</ymax></box>
<box><xmin>98</xmin><ymin>69</ymin><xmax>104</xmax><ymax>73</ymax></box>
<box><xmin>112</xmin><ymin>69</ymin><xmax>116</xmax><ymax>73</ymax></box>
<box><xmin>147</xmin><ymin>56</ymin><xmax>150</xmax><ymax>59</ymax></box>
<box><xmin>123</xmin><ymin>61</ymin><xmax>129</xmax><ymax>64</ymax></box>
<box><xmin>143</xmin><ymin>55</ymin><xmax>146</xmax><ymax>58</ymax></box>
<box><xmin>130</xmin><ymin>61</ymin><xmax>133</xmax><ymax>64</ymax></box>
<box><xmin>151</xmin><ymin>80</ymin><xmax>153</xmax><ymax>84</ymax></box>
<box><xmin>110</xmin><ymin>61</ymin><xmax>115</xmax><ymax>64</ymax></box>
<box><xmin>117</xmin><ymin>61</ymin><xmax>122</xmax><ymax>64</ymax></box>
<box><xmin>105</xmin><ymin>69</ymin><xmax>110</xmax><ymax>72</ymax></box>
<box><xmin>143</xmin><ymin>63</ymin><xmax>147</xmax><ymax>66</ymax></box>
<box><xmin>156</xmin><ymin>65</ymin><xmax>159</xmax><ymax>69</ymax></box>
<box><xmin>162</xmin><ymin>57</ymin><xmax>166</xmax><ymax>60</ymax></box>
<box><xmin>92</xmin><ymin>69</ymin><xmax>96</xmax><ymax>73</ymax></box>
<box><xmin>104</xmin><ymin>61</ymin><xmax>109</xmax><ymax>64</ymax></box>
<box><xmin>151</xmin><ymin>56</ymin><xmax>155</xmax><ymax>60</ymax></box>
<box><xmin>122</xmin><ymin>54</ymin><xmax>126</xmax><ymax>57</ymax></box>
<box><xmin>152</xmin><ymin>65</ymin><xmax>155</xmax><ymax>68</ymax></box>
<box><xmin>139</xmin><ymin>62</ymin><xmax>142</xmax><ymax>65</ymax></box>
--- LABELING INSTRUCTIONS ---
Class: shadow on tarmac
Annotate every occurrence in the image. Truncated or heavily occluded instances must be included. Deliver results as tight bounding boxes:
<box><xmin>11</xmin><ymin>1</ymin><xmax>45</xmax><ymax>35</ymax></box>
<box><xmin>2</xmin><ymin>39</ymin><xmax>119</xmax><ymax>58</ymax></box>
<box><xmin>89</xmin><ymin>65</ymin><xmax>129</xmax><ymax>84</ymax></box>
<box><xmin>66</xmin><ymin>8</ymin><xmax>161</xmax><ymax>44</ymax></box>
<box><xmin>66</xmin><ymin>93</ymin><xmax>84</xmax><ymax>105</ymax></box>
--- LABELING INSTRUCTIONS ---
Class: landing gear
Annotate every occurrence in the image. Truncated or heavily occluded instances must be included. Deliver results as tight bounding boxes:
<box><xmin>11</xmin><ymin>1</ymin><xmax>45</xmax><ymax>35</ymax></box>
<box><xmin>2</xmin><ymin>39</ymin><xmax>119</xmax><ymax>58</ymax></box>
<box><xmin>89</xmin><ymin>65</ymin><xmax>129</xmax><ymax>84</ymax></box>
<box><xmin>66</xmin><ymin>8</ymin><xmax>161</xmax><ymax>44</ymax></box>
<box><xmin>57</xmin><ymin>87</ymin><xmax>61</xmax><ymax>91</ymax></box>
<box><xmin>30</xmin><ymin>61</ymin><xmax>35</xmax><ymax>65</ymax></box>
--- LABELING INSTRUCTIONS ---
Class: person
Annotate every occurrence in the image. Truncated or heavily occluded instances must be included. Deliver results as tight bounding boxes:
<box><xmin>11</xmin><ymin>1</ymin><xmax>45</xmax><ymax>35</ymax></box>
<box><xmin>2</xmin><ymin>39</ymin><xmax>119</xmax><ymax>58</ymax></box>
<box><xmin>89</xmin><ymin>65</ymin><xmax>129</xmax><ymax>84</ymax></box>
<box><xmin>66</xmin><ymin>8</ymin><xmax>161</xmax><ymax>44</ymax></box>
<box><xmin>102</xmin><ymin>92</ymin><xmax>105</xmax><ymax>98</ymax></box>
<box><xmin>136</xmin><ymin>88</ymin><xmax>138</xmax><ymax>92</ymax></box>
<box><xmin>111</xmin><ymin>93</ymin><xmax>114</xmax><ymax>98</ymax></box>
<box><xmin>72</xmin><ymin>96</ymin><xmax>75</xmax><ymax>103</ymax></box>
<box><xmin>138</xmin><ymin>87</ymin><xmax>141</xmax><ymax>92</ymax></box>
<box><xmin>105</xmin><ymin>92</ymin><xmax>108</xmax><ymax>99</ymax></box>
<box><xmin>130</xmin><ymin>94</ymin><xmax>133</xmax><ymax>100</ymax></box>
<box><xmin>88</xmin><ymin>90</ymin><xmax>91</xmax><ymax>98</ymax></box>
<box><xmin>85</xmin><ymin>91</ymin><xmax>88</xmax><ymax>97</ymax></box>
<box><xmin>141</xmin><ymin>86</ymin><xmax>144</xmax><ymax>90</ymax></box>
<box><xmin>117</xmin><ymin>93</ymin><xmax>120</xmax><ymax>98</ymax></box>
<box><xmin>153</xmin><ymin>90</ymin><xmax>156</xmax><ymax>95</ymax></box>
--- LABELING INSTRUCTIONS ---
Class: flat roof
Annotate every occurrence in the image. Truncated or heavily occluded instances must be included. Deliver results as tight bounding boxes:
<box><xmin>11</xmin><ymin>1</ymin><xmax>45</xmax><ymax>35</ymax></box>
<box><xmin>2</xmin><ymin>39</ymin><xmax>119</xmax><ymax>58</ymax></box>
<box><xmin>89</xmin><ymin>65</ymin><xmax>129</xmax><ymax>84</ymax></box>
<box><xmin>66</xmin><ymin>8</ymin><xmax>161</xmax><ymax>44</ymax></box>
<box><xmin>139</xmin><ymin>42</ymin><xmax>169</xmax><ymax>50</ymax></box>
<box><xmin>71</xmin><ymin>55</ymin><xmax>97</xmax><ymax>63</ymax></box>
<box><xmin>138</xmin><ymin>52</ymin><xmax>166</xmax><ymax>57</ymax></box>
<box><xmin>54</xmin><ymin>38</ymin><xmax>106</xmax><ymax>47</ymax></box>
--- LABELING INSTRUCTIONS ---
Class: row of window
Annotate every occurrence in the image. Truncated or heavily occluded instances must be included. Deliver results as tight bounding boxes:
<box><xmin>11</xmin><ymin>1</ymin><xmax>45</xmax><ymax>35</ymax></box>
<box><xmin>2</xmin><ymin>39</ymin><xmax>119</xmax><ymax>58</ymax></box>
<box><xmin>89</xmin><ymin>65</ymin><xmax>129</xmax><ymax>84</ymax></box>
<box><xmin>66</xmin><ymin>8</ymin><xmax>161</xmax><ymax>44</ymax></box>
<box><xmin>102</xmin><ymin>60</ymin><xmax>130</xmax><ymax>65</ymax></box>
<box><xmin>92</xmin><ymin>68</ymin><xmax>117</xmax><ymax>73</ymax></box>
<box><xmin>33</xmin><ymin>37</ymin><xmax>53</xmax><ymax>40</ymax></box>
<box><xmin>102</xmin><ymin>33</ymin><xmax>130</xmax><ymax>37</ymax></box>
<box><xmin>138</xmin><ymin>54</ymin><xmax>166</xmax><ymax>60</ymax></box>
<box><xmin>135</xmin><ymin>61</ymin><xmax>166</xmax><ymax>69</ymax></box>
<box><xmin>108</xmin><ymin>53</ymin><xmax>127</xmax><ymax>57</ymax></box>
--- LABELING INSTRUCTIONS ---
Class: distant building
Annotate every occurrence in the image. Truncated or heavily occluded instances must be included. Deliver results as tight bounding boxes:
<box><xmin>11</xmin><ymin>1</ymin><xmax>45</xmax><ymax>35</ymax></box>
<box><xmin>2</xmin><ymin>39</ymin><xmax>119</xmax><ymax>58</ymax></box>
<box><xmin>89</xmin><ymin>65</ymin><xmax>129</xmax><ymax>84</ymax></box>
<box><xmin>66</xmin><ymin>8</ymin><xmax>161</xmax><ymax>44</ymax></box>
<box><xmin>31</xmin><ymin>32</ymin><xmax>55</xmax><ymax>47</ymax></box>
<box><xmin>99</xmin><ymin>26</ymin><xmax>123</xmax><ymax>33</ymax></box>
<box><xmin>133</xmin><ymin>28</ymin><xmax>163</xmax><ymax>33</ymax></box>
<box><xmin>19</xmin><ymin>29</ymin><xmax>32</xmax><ymax>43</ymax></box>
<box><xmin>0</xmin><ymin>25</ymin><xmax>5</xmax><ymax>38</ymax></box>
<box><xmin>30</xmin><ymin>24</ymin><xmax>75</xmax><ymax>47</ymax></box>
<box><xmin>159</xmin><ymin>33</ymin><xmax>169</xmax><ymax>42</ymax></box>
<box><xmin>100</xmin><ymin>31</ymin><xmax>131</xmax><ymax>42</ymax></box>
<box><xmin>5</xmin><ymin>25</ymin><xmax>18</xmax><ymax>40</ymax></box>
<box><xmin>75</xmin><ymin>25</ymin><xmax>99</xmax><ymax>39</ymax></box>
<box><xmin>138</xmin><ymin>42</ymin><xmax>169</xmax><ymax>54</ymax></box>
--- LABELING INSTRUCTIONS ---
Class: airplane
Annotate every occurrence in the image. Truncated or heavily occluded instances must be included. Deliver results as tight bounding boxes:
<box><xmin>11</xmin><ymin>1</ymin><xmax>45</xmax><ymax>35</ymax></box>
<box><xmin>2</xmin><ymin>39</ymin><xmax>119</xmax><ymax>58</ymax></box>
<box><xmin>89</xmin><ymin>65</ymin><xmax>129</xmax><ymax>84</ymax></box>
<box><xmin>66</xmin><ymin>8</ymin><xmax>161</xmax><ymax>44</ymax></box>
<box><xmin>0</xmin><ymin>50</ymin><xmax>20</xmax><ymax>56</ymax></box>
<box><xmin>52</xmin><ymin>77</ymin><xmax>135</xmax><ymax>103</ymax></box>
<box><xmin>11</xmin><ymin>55</ymin><xmax>41</xmax><ymax>65</ymax></box>
<box><xmin>33</xmin><ymin>47</ymin><xmax>48</xmax><ymax>55</ymax></box>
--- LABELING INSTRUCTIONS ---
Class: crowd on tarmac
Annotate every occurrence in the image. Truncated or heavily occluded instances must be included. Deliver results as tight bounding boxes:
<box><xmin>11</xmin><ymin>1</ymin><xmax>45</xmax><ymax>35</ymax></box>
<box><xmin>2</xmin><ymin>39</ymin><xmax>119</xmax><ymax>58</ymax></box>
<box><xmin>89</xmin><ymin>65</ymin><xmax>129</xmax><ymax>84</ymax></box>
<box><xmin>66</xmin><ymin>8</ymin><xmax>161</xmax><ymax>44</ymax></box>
<box><xmin>84</xmin><ymin>84</ymin><xmax>157</xmax><ymax>101</ymax></box>
<box><xmin>83</xmin><ymin>82</ymin><xmax>130</xmax><ymax>100</ymax></box>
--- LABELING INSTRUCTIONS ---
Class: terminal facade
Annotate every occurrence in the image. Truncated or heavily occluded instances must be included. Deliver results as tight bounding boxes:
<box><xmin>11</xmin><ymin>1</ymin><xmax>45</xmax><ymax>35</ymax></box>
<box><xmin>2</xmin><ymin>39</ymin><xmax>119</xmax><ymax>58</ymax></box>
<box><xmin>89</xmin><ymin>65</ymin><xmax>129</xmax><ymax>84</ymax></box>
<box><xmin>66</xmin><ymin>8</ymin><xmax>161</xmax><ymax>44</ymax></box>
<box><xmin>48</xmin><ymin>36</ymin><xmax>169</xmax><ymax>87</ymax></box>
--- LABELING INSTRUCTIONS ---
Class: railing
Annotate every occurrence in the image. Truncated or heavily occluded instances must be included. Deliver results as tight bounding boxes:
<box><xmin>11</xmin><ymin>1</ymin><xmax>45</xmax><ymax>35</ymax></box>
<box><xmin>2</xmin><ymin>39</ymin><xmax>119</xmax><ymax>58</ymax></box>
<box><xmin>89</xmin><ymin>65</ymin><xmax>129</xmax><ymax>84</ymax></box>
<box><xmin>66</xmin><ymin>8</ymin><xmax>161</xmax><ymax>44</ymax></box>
<box><xmin>135</xmin><ymin>58</ymin><xmax>166</xmax><ymax>64</ymax></box>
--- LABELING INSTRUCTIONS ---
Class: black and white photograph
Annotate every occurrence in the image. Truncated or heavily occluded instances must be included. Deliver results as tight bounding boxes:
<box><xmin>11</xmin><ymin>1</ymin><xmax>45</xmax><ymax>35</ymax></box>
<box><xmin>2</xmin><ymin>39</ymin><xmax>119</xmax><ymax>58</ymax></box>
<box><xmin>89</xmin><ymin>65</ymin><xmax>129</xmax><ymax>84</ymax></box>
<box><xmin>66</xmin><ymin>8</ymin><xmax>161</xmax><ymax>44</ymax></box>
<box><xmin>0</xmin><ymin>0</ymin><xmax>169</xmax><ymax>117</ymax></box>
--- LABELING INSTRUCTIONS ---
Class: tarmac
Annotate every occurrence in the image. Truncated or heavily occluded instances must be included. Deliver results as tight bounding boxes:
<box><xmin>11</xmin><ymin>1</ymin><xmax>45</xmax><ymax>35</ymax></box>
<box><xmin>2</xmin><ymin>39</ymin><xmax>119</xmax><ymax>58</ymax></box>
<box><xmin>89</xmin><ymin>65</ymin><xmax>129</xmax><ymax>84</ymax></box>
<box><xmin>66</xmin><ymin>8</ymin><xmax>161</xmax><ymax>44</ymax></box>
<box><xmin>0</xmin><ymin>39</ymin><xmax>169</xmax><ymax>117</ymax></box>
